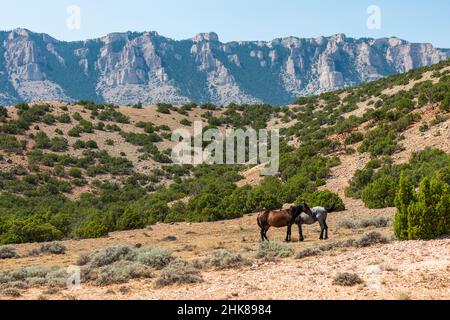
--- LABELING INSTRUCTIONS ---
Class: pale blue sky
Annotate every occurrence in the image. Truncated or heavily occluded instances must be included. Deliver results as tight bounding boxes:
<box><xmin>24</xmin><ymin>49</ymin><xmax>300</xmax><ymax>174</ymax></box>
<box><xmin>0</xmin><ymin>0</ymin><xmax>449</xmax><ymax>48</ymax></box>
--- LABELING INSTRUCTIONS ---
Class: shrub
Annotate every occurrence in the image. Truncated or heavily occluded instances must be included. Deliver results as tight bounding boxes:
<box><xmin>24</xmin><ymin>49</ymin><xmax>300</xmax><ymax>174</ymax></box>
<box><xmin>38</xmin><ymin>242</ymin><xmax>67</xmax><ymax>255</ymax></box>
<box><xmin>0</xmin><ymin>266</ymin><xmax>67</xmax><ymax>290</ymax></box>
<box><xmin>86</xmin><ymin>140</ymin><xmax>98</xmax><ymax>149</ymax></box>
<box><xmin>296</xmin><ymin>248</ymin><xmax>322</xmax><ymax>259</ymax></box>
<box><xmin>57</xmin><ymin>114</ymin><xmax>71</xmax><ymax>123</ymax></box>
<box><xmin>75</xmin><ymin>220</ymin><xmax>109</xmax><ymax>239</ymax></box>
<box><xmin>247</xmin><ymin>177</ymin><xmax>284</xmax><ymax>211</ymax></box>
<box><xmin>394</xmin><ymin>173</ymin><xmax>415</xmax><ymax>240</ymax></box>
<box><xmin>358</xmin><ymin>127</ymin><xmax>400</xmax><ymax>156</ymax></box>
<box><xmin>154</xmin><ymin>260</ymin><xmax>202</xmax><ymax>288</ymax></box>
<box><xmin>332</xmin><ymin>273</ymin><xmax>364</xmax><ymax>286</ymax></box>
<box><xmin>42</xmin><ymin>114</ymin><xmax>55</xmax><ymax>125</ymax></box>
<box><xmin>361</xmin><ymin>176</ymin><xmax>397</xmax><ymax>209</ymax></box>
<box><xmin>83</xmin><ymin>246</ymin><xmax>137</xmax><ymax>268</ymax></box>
<box><xmin>354</xmin><ymin>231</ymin><xmax>389</xmax><ymax>247</ymax></box>
<box><xmin>299</xmin><ymin>190</ymin><xmax>345</xmax><ymax>211</ymax></box>
<box><xmin>345</xmin><ymin>132</ymin><xmax>364</xmax><ymax>145</ymax></box>
<box><xmin>0</xmin><ymin>246</ymin><xmax>19</xmax><ymax>259</ymax></box>
<box><xmin>204</xmin><ymin>250</ymin><xmax>252</xmax><ymax>270</ymax></box>
<box><xmin>50</xmin><ymin>137</ymin><xmax>68</xmax><ymax>152</ymax></box>
<box><xmin>256</xmin><ymin>242</ymin><xmax>294</xmax><ymax>260</ymax></box>
<box><xmin>180</xmin><ymin>118</ymin><xmax>192</xmax><ymax>126</ymax></box>
<box><xmin>97</xmin><ymin>107</ymin><xmax>129</xmax><ymax>123</ymax></box>
<box><xmin>76</xmin><ymin>253</ymin><xmax>90</xmax><ymax>266</ymax></box>
<box><xmin>68</xmin><ymin>167</ymin><xmax>83</xmax><ymax>178</ymax></box>
<box><xmin>73</xmin><ymin>140</ymin><xmax>86</xmax><ymax>149</ymax></box>
<box><xmin>73</xmin><ymin>112</ymin><xmax>83</xmax><ymax>121</ymax></box>
<box><xmin>394</xmin><ymin>176</ymin><xmax>450</xmax><ymax>240</ymax></box>
<box><xmin>77</xmin><ymin>246</ymin><xmax>150</xmax><ymax>285</ymax></box>
<box><xmin>1</xmin><ymin>220</ymin><xmax>64</xmax><ymax>244</ymax></box>
<box><xmin>156</xmin><ymin>103</ymin><xmax>172</xmax><ymax>114</ymax></box>
<box><xmin>136</xmin><ymin>247</ymin><xmax>174</xmax><ymax>270</ymax></box>
<box><xmin>34</xmin><ymin>132</ymin><xmax>51</xmax><ymax>149</ymax></box>
<box><xmin>68</xmin><ymin>126</ymin><xmax>82</xmax><ymax>137</ymax></box>
<box><xmin>0</xmin><ymin>133</ymin><xmax>24</xmax><ymax>153</ymax></box>
<box><xmin>116</xmin><ymin>209</ymin><xmax>148</xmax><ymax>231</ymax></box>
<box><xmin>419</xmin><ymin>123</ymin><xmax>429</xmax><ymax>132</ymax></box>
<box><xmin>87</xmin><ymin>260</ymin><xmax>152</xmax><ymax>286</ymax></box>
<box><xmin>161</xmin><ymin>236</ymin><xmax>177</xmax><ymax>242</ymax></box>
<box><xmin>2</xmin><ymin>287</ymin><xmax>21</xmax><ymax>297</ymax></box>
<box><xmin>339</xmin><ymin>216</ymin><xmax>390</xmax><ymax>229</ymax></box>
<box><xmin>0</xmin><ymin>105</ymin><xmax>7</xmax><ymax>121</ymax></box>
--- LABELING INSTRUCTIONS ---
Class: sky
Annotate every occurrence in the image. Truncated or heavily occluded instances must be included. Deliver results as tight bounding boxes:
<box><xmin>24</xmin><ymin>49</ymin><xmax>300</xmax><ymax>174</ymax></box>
<box><xmin>0</xmin><ymin>0</ymin><xmax>449</xmax><ymax>48</ymax></box>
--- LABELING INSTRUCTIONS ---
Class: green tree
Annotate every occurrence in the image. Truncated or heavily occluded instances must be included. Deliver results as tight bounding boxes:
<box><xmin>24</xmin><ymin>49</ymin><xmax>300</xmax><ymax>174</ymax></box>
<box><xmin>361</xmin><ymin>176</ymin><xmax>396</xmax><ymax>209</ymax></box>
<box><xmin>394</xmin><ymin>173</ymin><xmax>415</xmax><ymax>240</ymax></box>
<box><xmin>300</xmin><ymin>190</ymin><xmax>345</xmax><ymax>211</ymax></box>
<box><xmin>405</xmin><ymin>177</ymin><xmax>450</xmax><ymax>240</ymax></box>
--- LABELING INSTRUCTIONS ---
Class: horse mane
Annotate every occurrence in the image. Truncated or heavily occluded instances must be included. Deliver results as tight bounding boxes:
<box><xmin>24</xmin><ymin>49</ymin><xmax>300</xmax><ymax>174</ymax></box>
<box><xmin>301</xmin><ymin>202</ymin><xmax>313</xmax><ymax>216</ymax></box>
<box><xmin>290</xmin><ymin>205</ymin><xmax>303</xmax><ymax>219</ymax></box>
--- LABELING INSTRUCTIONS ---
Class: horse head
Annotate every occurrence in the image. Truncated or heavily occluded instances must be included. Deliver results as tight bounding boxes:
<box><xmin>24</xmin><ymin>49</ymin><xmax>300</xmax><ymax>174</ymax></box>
<box><xmin>300</xmin><ymin>202</ymin><xmax>313</xmax><ymax>216</ymax></box>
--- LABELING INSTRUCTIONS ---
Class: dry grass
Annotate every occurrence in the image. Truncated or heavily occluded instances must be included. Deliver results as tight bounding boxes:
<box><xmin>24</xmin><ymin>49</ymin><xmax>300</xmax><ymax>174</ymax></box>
<box><xmin>136</xmin><ymin>247</ymin><xmax>174</xmax><ymax>269</ymax></box>
<box><xmin>0</xmin><ymin>246</ymin><xmax>19</xmax><ymax>259</ymax></box>
<box><xmin>0</xmin><ymin>265</ymin><xmax>67</xmax><ymax>297</ymax></box>
<box><xmin>339</xmin><ymin>216</ymin><xmax>391</xmax><ymax>229</ymax></box>
<box><xmin>296</xmin><ymin>248</ymin><xmax>322</xmax><ymax>259</ymax></box>
<box><xmin>78</xmin><ymin>245</ymin><xmax>179</xmax><ymax>286</ymax></box>
<box><xmin>256</xmin><ymin>242</ymin><xmax>294</xmax><ymax>260</ymax></box>
<box><xmin>28</xmin><ymin>242</ymin><xmax>67</xmax><ymax>256</ymax></box>
<box><xmin>203</xmin><ymin>250</ymin><xmax>252</xmax><ymax>270</ymax></box>
<box><xmin>155</xmin><ymin>260</ymin><xmax>202</xmax><ymax>288</ymax></box>
<box><xmin>2</xmin><ymin>287</ymin><xmax>21</xmax><ymax>297</ymax></box>
<box><xmin>332</xmin><ymin>273</ymin><xmax>364</xmax><ymax>287</ymax></box>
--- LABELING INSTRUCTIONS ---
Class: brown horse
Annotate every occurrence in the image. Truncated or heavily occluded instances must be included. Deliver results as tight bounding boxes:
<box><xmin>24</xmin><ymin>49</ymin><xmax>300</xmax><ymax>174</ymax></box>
<box><xmin>257</xmin><ymin>203</ymin><xmax>312</xmax><ymax>242</ymax></box>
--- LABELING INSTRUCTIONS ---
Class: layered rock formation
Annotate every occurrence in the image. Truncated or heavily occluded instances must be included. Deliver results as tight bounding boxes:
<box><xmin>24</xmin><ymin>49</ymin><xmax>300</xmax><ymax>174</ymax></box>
<box><xmin>0</xmin><ymin>29</ymin><xmax>448</xmax><ymax>105</ymax></box>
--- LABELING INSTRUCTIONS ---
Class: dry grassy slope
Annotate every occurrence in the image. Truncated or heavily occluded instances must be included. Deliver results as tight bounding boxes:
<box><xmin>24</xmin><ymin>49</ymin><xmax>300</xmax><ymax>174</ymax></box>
<box><xmin>0</xmin><ymin>102</ymin><xmax>231</xmax><ymax>197</ymax></box>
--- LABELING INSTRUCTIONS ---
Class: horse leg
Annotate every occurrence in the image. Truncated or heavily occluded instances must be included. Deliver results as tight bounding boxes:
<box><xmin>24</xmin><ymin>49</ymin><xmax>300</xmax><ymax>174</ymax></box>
<box><xmin>319</xmin><ymin>220</ymin><xmax>325</xmax><ymax>240</ymax></box>
<box><xmin>260</xmin><ymin>228</ymin><xmax>265</xmax><ymax>242</ymax></box>
<box><xmin>324</xmin><ymin>221</ymin><xmax>329</xmax><ymax>240</ymax></box>
<box><xmin>285</xmin><ymin>225</ymin><xmax>292</xmax><ymax>242</ymax></box>
<box><xmin>264</xmin><ymin>227</ymin><xmax>269</xmax><ymax>241</ymax></box>
<box><xmin>298</xmin><ymin>223</ymin><xmax>304</xmax><ymax>242</ymax></box>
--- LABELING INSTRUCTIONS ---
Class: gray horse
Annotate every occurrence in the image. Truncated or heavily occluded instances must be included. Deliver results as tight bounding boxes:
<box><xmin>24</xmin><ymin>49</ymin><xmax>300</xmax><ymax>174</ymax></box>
<box><xmin>295</xmin><ymin>205</ymin><xmax>335</xmax><ymax>241</ymax></box>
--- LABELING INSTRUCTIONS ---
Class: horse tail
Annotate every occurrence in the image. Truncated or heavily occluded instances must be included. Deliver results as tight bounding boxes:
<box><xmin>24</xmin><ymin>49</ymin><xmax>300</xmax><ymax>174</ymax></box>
<box><xmin>326</xmin><ymin>204</ymin><xmax>336</xmax><ymax>213</ymax></box>
<box><xmin>257</xmin><ymin>215</ymin><xmax>262</xmax><ymax>229</ymax></box>
<box><xmin>257</xmin><ymin>210</ymin><xmax>269</xmax><ymax>229</ymax></box>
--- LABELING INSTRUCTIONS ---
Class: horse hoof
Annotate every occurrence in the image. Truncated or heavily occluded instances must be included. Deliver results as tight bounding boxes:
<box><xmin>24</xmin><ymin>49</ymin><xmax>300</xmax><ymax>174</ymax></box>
<box><xmin>300</xmin><ymin>238</ymin><xmax>305</xmax><ymax>242</ymax></box>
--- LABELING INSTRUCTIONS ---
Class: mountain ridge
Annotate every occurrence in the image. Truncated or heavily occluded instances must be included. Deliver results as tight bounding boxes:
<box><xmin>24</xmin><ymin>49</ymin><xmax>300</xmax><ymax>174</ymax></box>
<box><xmin>0</xmin><ymin>28</ymin><xmax>449</xmax><ymax>106</ymax></box>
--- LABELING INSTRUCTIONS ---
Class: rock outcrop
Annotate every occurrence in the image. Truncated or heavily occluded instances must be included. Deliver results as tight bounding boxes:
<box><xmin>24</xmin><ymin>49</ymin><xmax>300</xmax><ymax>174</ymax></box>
<box><xmin>0</xmin><ymin>29</ymin><xmax>448</xmax><ymax>105</ymax></box>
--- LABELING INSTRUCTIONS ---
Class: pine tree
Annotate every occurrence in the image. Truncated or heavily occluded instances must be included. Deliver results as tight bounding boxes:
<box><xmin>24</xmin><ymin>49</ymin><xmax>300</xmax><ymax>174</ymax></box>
<box><xmin>394</xmin><ymin>173</ymin><xmax>416</xmax><ymax>240</ymax></box>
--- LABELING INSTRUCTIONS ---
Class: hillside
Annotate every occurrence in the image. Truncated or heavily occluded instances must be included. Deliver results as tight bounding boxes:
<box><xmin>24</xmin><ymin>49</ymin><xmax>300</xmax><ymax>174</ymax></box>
<box><xmin>1</xmin><ymin>28</ymin><xmax>449</xmax><ymax>106</ymax></box>
<box><xmin>0</xmin><ymin>59</ymin><xmax>450</xmax><ymax>300</ymax></box>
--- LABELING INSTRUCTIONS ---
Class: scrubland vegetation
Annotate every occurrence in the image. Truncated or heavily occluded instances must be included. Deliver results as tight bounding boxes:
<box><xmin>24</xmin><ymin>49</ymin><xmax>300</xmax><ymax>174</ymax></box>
<box><xmin>0</xmin><ymin>59</ymin><xmax>450</xmax><ymax>246</ymax></box>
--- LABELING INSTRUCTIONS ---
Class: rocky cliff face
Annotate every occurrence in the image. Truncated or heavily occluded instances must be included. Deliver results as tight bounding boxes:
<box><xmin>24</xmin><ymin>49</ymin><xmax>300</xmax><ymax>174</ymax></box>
<box><xmin>0</xmin><ymin>29</ymin><xmax>448</xmax><ymax>106</ymax></box>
